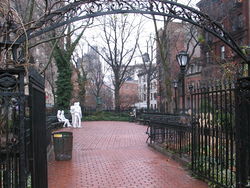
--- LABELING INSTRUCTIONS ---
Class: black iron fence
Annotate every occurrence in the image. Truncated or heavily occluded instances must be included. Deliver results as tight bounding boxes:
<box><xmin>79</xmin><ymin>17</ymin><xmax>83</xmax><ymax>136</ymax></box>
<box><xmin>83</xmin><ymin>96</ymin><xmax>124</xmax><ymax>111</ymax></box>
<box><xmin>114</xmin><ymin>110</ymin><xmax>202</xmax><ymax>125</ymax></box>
<box><xmin>148</xmin><ymin>79</ymin><xmax>250</xmax><ymax>188</ymax></box>
<box><xmin>190</xmin><ymin>81</ymin><xmax>236</xmax><ymax>188</ymax></box>
<box><xmin>148</xmin><ymin>122</ymin><xmax>192</xmax><ymax>158</ymax></box>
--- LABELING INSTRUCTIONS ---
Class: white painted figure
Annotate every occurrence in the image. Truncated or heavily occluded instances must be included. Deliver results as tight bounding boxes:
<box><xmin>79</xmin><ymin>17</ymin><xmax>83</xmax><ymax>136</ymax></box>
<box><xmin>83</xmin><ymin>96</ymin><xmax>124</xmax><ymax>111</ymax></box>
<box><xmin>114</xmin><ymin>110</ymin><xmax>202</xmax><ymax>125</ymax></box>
<box><xmin>70</xmin><ymin>105</ymin><xmax>76</xmax><ymax>128</ymax></box>
<box><xmin>74</xmin><ymin>102</ymin><xmax>82</xmax><ymax>128</ymax></box>
<box><xmin>133</xmin><ymin>108</ymin><xmax>136</xmax><ymax>118</ymax></box>
<box><xmin>70</xmin><ymin>102</ymin><xmax>82</xmax><ymax>128</ymax></box>
<box><xmin>60</xmin><ymin>110</ymin><xmax>71</xmax><ymax>127</ymax></box>
<box><xmin>57</xmin><ymin>110</ymin><xmax>62</xmax><ymax>122</ymax></box>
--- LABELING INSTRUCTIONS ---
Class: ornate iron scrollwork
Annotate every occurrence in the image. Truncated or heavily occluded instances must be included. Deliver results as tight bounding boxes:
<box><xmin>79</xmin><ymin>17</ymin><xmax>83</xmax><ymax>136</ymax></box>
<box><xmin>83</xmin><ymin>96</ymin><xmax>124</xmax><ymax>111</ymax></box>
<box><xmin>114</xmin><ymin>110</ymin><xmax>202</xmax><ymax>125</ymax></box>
<box><xmin>16</xmin><ymin>0</ymin><xmax>247</xmax><ymax>62</ymax></box>
<box><xmin>0</xmin><ymin>73</ymin><xmax>17</xmax><ymax>91</ymax></box>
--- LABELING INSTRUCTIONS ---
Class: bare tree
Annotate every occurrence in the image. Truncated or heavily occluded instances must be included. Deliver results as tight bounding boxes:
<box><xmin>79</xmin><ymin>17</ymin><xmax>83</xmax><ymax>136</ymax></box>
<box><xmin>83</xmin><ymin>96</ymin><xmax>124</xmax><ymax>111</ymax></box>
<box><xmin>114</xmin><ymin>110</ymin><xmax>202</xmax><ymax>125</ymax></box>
<box><xmin>87</xmin><ymin>14</ymin><xmax>142</xmax><ymax>111</ymax></box>
<box><xmin>137</xmin><ymin>35</ymin><xmax>158</xmax><ymax>111</ymax></box>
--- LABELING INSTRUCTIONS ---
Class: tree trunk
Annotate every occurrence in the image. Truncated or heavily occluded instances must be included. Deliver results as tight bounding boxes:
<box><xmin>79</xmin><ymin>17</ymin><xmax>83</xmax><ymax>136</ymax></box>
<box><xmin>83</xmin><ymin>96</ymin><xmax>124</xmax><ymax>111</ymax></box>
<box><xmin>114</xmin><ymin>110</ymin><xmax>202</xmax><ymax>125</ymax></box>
<box><xmin>114</xmin><ymin>86</ymin><xmax>120</xmax><ymax>112</ymax></box>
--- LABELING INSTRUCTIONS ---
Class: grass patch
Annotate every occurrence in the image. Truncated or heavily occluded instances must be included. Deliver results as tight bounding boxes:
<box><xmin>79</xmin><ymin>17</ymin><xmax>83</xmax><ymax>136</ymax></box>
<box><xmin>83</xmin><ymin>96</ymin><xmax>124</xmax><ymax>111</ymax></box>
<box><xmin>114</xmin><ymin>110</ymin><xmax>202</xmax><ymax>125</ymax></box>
<box><xmin>83</xmin><ymin>111</ymin><xmax>130</xmax><ymax>121</ymax></box>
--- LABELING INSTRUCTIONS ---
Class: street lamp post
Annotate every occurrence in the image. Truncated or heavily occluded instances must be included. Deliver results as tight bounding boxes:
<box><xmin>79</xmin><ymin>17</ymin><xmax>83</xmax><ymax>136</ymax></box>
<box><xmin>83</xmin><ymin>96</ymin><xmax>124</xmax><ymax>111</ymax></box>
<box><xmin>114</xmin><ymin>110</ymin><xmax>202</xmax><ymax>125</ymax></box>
<box><xmin>142</xmin><ymin>52</ymin><xmax>150</xmax><ymax>112</ymax></box>
<box><xmin>173</xmin><ymin>80</ymin><xmax>178</xmax><ymax>113</ymax></box>
<box><xmin>176</xmin><ymin>51</ymin><xmax>189</xmax><ymax>114</ymax></box>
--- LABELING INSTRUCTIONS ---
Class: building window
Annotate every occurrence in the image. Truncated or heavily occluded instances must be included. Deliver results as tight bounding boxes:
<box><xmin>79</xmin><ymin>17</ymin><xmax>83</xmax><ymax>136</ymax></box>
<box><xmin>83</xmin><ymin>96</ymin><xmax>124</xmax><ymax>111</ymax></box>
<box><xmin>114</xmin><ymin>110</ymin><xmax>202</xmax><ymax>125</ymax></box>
<box><xmin>190</xmin><ymin>65</ymin><xmax>194</xmax><ymax>74</ymax></box>
<box><xmin>221</xmin><ymin>46</ymin><xmax>225</xmax><ymax>59</ymax></box>
<box><xmin>154</xmin><ymin>93</ymin><xmax>157</xmax><ymax>99</ymax></box>
<box><xmin>144</xmin><ymin>94</ymin><xmax>146</xmax><ymax>101</ymax></box>
<box><xmin>151</xmin><ymin>93</ymin><xmax>153</xmax><ymax>100</ymax></box>
<box><xmin>154</xmin><ymin>104</ymin><xmax>157</xmax><ymax>109</ymax></box>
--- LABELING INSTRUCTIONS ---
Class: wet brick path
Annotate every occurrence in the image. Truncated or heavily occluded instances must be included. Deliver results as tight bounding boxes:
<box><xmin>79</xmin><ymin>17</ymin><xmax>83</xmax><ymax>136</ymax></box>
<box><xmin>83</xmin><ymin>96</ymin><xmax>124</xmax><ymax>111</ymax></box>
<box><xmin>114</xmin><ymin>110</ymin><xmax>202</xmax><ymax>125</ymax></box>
<box><xmin>48</xmin><ymin>121</ymin><xmax>207</xmax><ymax>188</ymax></box>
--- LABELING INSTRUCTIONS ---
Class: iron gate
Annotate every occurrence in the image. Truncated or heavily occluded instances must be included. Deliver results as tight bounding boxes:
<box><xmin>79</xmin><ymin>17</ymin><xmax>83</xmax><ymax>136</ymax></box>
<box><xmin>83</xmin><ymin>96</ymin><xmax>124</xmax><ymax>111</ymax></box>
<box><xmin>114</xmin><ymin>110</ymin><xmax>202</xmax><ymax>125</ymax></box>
<box><xmin>29</xmin><ymin>69</ymin><xmax>48</xmax><ymax>188</ymax></box>
<box><xmin>0</xmin><ymin>68</ymin><xmax>47</xmax><ymax>188</ymax></box>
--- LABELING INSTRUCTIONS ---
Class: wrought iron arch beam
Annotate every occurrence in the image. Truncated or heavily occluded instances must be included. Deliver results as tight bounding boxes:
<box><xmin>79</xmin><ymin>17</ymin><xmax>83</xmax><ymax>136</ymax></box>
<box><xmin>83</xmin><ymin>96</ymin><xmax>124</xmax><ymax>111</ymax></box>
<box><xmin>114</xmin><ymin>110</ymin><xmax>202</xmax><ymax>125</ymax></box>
<box><xmin>16</xmin><ymin>0</ymin><xmax>247</xmax><ymax>62</ymax></box>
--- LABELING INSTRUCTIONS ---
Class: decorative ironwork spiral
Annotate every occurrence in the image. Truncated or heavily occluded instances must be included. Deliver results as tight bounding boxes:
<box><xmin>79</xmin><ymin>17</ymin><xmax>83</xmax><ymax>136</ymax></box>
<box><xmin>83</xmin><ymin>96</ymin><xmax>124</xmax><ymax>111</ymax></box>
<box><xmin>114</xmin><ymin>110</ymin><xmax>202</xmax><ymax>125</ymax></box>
<box><xmin>16</xmin><ymin>0</ymin><xmax>246</xmax><ymax>62</ymax></box>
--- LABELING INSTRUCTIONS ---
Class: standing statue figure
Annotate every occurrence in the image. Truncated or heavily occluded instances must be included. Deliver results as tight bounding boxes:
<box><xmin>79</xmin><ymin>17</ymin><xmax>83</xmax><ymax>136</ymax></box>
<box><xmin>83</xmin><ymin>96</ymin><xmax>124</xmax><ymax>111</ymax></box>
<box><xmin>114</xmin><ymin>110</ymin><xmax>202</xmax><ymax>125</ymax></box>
<box><xmin>74</xmin><ymin>102</ymin><xmax>82</xmax><ymax>128</ymax></box>
<box><xmin>70</xmin><ymin>105</ymin><xmax>76</xmax><ymax>128</ymax></box>
<box><xmin>70</xmin><ymin>102</ymin><xmax>82</xmax><ymax>128</ymax></box>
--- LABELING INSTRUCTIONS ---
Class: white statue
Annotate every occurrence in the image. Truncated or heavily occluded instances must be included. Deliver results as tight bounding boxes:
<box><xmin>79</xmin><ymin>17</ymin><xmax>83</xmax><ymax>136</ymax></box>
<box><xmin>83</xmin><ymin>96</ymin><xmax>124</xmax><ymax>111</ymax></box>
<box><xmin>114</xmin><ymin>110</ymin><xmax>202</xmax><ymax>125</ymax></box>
<box><xmin>70</xmin><ymin>102</ymin><xmax>82</xmax><ymax>128</ymax></box>
<box><xmin>70</xmin><ymin>105</ymin><xmax>76</xmax><ymax>128</ymax></box>
<box><xmin>57</xmin><ymin>110</ymin><xmax>71</xmax><ymax>127</ymax></box>
<box><xmin>57</xmin><ymin>110</ymin><xmax>62</xmax><ymax>121</ymax></box>
<box><xmin>133</xmin><ymin>108</ymin><xmax>136</xmax><ymax>118</ymax></box>
<box><xmin>74</xmin><ymin>102</ymin><xmax>82</xmax><ymax>128</ymax></box>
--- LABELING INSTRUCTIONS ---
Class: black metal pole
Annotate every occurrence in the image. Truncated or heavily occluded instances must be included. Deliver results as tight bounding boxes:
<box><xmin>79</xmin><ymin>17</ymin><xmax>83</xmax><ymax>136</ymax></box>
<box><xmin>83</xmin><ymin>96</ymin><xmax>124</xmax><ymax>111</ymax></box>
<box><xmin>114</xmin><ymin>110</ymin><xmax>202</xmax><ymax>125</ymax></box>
<box><xmin>174</xmin><ymin>87</ymin><xmax>177</xmax><ymax>113</ymax></box>
<box><xmin>181</xmin><ymin>67</ymin><xmax>185</xmax><ymax>114</ymax></box>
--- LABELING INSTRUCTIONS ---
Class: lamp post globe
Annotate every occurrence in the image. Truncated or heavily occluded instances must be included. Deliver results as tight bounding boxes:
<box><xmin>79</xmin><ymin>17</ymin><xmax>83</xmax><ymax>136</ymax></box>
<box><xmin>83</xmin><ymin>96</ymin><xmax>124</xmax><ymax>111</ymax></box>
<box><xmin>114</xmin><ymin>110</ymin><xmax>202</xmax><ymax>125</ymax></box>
<box><xmin>176</xmin><ymin>51</ymin><xmax>189</xmax><ymax>68</ymax></box>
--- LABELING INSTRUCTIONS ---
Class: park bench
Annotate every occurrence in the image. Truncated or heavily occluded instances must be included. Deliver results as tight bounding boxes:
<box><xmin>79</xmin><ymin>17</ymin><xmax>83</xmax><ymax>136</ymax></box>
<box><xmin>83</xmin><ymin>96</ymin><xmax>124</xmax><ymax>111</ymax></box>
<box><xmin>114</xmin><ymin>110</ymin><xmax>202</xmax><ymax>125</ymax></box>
<box><xmin>136</xmin><ymin>113</ymin><xmax>151</xmax><ymax>125</ymax></box>
<box><xmin>145</xmin><ymin>114</ymin><xmax>191</xmax><ymax>144</ymax></box>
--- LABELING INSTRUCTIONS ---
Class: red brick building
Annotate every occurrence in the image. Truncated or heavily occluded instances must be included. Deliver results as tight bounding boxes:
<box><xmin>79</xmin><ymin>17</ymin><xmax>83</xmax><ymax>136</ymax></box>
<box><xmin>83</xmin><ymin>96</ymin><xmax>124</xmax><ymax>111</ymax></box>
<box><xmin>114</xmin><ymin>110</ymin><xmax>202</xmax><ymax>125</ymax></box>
<box><xmin>119</xmin><ymin>80</ymin><xmax>139</xmax><ymax>110</ymax></box>
<box><xmin>197</xmin><ymin>0</ymin><xmax>250</xmax><ymax>80</ymax></box>
<box><xmin>157</xmin><ymin>22</ymin><xmax>201</xmax><ymax>113</ymax></box>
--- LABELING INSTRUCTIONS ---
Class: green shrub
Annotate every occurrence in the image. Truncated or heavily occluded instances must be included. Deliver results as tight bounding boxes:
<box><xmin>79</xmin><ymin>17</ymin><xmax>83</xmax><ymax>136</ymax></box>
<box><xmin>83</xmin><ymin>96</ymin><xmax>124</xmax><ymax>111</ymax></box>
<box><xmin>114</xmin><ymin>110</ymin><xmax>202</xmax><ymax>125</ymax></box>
<box><xmin>83</xmin><ymin>111</ymin><xmax>130</xmax><ymax>121</ymax></box>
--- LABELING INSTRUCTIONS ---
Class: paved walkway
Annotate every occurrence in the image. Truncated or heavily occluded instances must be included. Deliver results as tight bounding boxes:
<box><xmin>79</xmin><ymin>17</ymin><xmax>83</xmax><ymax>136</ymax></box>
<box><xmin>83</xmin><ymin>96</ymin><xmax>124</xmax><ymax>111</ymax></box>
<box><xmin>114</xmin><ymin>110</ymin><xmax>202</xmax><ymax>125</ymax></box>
<box><xmin>48</xmin><ymin>121</ymin><xmax>208</xmax><ymax>188</ymax></box>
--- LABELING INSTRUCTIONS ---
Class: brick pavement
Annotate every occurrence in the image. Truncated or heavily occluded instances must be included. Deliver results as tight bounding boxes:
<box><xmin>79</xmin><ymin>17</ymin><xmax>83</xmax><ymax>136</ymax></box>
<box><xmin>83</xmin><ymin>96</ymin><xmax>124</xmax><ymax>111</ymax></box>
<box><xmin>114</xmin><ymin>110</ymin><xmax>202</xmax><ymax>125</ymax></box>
<box><xmin>48</xmin><ymin>121</ymin><xmax>208</xmax><ymax>188</ymax></box>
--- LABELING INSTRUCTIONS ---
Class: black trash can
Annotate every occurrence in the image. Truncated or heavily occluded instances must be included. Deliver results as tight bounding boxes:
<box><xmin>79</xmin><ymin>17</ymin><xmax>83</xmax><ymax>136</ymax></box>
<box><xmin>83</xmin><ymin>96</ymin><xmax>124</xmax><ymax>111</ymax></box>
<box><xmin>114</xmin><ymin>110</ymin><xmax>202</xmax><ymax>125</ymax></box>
<box><xmin>52</xmin><ymin>131</ymin><xmax>73</xmax><ymax>161</ymax></box>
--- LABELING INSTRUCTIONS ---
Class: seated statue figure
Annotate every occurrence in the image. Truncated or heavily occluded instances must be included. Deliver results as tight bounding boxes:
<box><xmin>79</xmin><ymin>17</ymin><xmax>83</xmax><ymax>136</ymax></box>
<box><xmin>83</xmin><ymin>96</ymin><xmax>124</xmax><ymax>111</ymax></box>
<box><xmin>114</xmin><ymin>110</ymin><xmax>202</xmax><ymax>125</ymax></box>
<box><xmin>57</xmin><ymin>110</ymin><xmax>62</xmax><ymax>122</ymax></box>
<box><xmin>60</xmin><ymin>110</ymin><xmax>71</xmax><ymax>127</ymax></box>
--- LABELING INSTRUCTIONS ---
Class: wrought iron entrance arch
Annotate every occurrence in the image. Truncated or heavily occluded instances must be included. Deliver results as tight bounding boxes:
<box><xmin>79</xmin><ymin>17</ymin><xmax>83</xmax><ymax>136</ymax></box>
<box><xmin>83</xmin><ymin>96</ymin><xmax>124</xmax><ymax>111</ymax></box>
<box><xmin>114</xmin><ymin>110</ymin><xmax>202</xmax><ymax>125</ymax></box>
<box><xmin>16</xmin><ymin>0</ymin><xmax>247</xmax><ymax>62</ymax></box>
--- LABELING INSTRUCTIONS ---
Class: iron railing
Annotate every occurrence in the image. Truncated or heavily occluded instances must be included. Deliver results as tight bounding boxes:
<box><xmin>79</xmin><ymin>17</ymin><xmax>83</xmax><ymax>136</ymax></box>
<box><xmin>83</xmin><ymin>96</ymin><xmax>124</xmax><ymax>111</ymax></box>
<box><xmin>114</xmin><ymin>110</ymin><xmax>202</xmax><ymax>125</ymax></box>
<box><xmin>147</xmin><ymin>80</ymin><xmax>248</xmax><ymax>188</ymax></box>
<box><xmin>147</xmin><ymin>114</ymin><xmax>192</xmax><ymax>158</ymax></box>
<box><xmin>148</xmin><ymin>122</ymin><xmax>192</xmax><ymax>158</ymax></box>
<box><xmin>190</xmin><ymin>81</ymin><xmax>236</xmax><ymax>188</ymax></box>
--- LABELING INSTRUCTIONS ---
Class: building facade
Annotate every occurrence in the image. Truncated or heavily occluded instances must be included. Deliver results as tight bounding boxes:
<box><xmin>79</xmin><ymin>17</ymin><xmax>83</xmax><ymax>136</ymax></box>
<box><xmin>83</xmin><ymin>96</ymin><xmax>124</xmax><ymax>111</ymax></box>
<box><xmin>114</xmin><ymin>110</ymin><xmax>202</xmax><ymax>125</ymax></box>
<box><xmin>136</xmin><ymin>72</ymin><xmax>158</xmax><ymax>110</ymax></box>
<box><xmin>156</xmin><ymin>21</ymin><xmax>201</xmax><ymax>113</ymax></box>
<box><xmin>119</xmin><ymin>79</ymin><xmax>139</xmax><ymax>110</ymax></box>
<box><xmin>197</xmin><ymin>0</ymin><xmax>250</xmax><ymax>80</ymax></box>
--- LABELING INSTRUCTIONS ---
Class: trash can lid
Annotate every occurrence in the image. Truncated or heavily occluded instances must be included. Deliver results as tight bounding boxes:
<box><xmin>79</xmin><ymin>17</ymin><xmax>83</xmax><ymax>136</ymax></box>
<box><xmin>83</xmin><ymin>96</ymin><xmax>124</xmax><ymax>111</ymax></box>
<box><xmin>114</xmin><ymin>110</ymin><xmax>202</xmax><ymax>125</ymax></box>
<box><xmin>52</xmin><ymin>131</ymin><xmax>72</xmax><ymax>137</ymax></box>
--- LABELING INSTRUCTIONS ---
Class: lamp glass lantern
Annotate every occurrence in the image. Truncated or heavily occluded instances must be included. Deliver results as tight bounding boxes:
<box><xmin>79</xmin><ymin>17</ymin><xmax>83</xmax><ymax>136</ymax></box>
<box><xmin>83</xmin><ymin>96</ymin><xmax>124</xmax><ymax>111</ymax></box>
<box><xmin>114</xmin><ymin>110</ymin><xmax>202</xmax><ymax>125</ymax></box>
<box><xmin>176</xmin><ymin>51</ymin><xmax>189</xmax><ymax>68</ymax></box>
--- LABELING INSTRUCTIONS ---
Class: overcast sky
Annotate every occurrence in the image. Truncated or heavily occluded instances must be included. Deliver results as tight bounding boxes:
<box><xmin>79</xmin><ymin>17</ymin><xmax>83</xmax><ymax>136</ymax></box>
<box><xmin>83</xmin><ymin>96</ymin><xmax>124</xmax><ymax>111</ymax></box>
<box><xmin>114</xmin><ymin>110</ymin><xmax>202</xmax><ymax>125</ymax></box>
<box><xmin>77</xmin><ymin>0</ymin><xmax>202</xmax><ymax>70</ymax></box>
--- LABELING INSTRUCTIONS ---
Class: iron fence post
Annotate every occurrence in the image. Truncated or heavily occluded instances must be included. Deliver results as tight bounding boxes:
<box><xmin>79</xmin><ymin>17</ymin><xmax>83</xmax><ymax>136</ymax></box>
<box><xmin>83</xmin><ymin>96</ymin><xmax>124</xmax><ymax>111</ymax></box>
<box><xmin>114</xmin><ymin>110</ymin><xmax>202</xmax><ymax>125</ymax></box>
<box><xmin>235</xmin><ymin>77</ymin><xmax>250</xmax><ymax>188</ymax></box>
